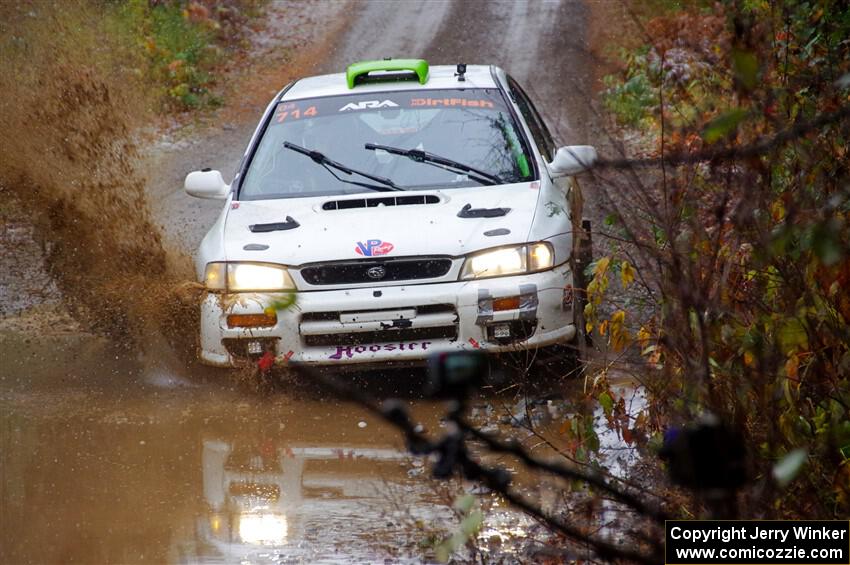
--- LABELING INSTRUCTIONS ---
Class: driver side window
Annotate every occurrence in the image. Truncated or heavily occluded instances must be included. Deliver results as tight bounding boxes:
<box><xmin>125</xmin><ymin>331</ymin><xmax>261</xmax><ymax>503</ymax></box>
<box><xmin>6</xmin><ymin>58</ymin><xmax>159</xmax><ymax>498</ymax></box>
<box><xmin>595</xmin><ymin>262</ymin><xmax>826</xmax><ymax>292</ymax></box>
<box><xmin>507</xmin><ymin>76</ymin><xmax>556</xmax><ymax>162</ymax></box>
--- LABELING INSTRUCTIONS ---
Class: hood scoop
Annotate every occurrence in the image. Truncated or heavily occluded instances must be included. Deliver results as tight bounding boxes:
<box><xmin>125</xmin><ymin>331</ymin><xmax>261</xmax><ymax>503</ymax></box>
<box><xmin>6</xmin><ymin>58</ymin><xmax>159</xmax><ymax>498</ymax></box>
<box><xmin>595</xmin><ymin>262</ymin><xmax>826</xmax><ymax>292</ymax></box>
<box><xmin>249</xmin><ymin>216</ymin><xmax>300</xmax><ymax>233</ymax></box>
<box><xmin>457</xmin><ymin>203</ymin><xmax>510</xmax><ymax>218</ymax></box>
<box><xmin>322</xmin><ymin>194</ymin><xmax>439</xmax><ymax>210</ymax></box>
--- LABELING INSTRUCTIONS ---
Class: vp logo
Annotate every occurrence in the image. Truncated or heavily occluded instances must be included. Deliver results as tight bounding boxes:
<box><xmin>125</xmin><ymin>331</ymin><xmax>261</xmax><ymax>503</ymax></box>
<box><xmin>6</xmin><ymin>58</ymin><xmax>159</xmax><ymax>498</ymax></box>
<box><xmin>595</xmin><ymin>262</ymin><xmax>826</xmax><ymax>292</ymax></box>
<box><xmin>339</xmin><ymin>100</ymin><xmax>399</xmax><ymax>112</ymax></box>
<box><xmin>355</xmin><ymin>239</ymin><xmax>394</xmax><ymax>257</ymax></box>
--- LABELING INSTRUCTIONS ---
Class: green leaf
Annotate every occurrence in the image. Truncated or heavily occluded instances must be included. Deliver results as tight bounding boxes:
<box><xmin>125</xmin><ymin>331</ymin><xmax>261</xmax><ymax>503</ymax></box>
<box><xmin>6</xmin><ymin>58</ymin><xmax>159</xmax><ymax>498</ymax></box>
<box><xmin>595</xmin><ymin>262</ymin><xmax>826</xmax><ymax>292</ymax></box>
<box><xmin>460</xmin><ymin>510</ymin><xmax>484</xmax><ymax>536</ymax></box>
<box><xmin>651</xmin><ymin>224</ymin><xmax>667</xmax><ymax>246</ymax></box>
<box><xmin>434</xmin><ymin>509</ymin><xmax>484</xmax><ymax>563</ymax></box>
<box><xmin>453</xmin><ymin>494</ymin><xmax>475</xmax><ymax>514</ymax></box>
<box><xmin>732</xmin><ymin>49</ymin><xmax>759</xmax><ymax>91</ymax></box>
<box><xmin>810</xmin><ymin>219</ymin><xmax>844</xmax><ymax>266</ymax></box>
<box><xmin>778</xmin><ymin>318</ymin><xmax>808</xmax><ymax>353</ymax></box>
<box><xmin>599</xmin><ymin>391</ymin><xmax>614</xmax><ymax>416</ymax></box>
<box><xmin>772</xmin><ymin>448</ymin><xmax>807</xmax><ymax>488</ymax></box>
<box><xmin>435</xmin><ymin>531</ymin><xmax>466</xmax><ymax>562</ymax></box>
<box><xmin>267</xmin><ymin>292</ymin><xmax>297</xmax><ymax>312</ymax></box>
<box><xmin>702</xmin><ymin>109</ymin><xmax>748</xmax><ymax>143</ymax></box>
<box><xmin>585</xmin><ymin>421</ymin><xmax>600</xmax><ymax>452</ymax></box>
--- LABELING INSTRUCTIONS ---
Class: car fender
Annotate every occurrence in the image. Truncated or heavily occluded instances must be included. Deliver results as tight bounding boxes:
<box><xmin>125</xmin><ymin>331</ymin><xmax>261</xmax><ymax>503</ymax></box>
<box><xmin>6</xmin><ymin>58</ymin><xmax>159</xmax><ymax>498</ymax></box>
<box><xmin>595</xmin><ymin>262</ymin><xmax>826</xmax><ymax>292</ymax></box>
<box><xmin>195</xmin><ymin>195</ymin><xmax>231</xmax><ymax>280</ymax></box>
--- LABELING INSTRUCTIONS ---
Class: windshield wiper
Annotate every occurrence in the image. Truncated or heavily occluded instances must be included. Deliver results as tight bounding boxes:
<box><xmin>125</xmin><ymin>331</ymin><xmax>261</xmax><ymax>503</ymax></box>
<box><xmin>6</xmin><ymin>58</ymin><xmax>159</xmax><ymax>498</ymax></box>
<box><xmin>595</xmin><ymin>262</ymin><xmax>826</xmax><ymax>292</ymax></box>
<box><xmin>283</xmin><ymin>141</ymin><xmax>404</xmax><ymax>192</ymax></box>
<box><xmin>365</xmin><ymin>143</ymin><xmax>502</xmax><ymax>186</ymax></box>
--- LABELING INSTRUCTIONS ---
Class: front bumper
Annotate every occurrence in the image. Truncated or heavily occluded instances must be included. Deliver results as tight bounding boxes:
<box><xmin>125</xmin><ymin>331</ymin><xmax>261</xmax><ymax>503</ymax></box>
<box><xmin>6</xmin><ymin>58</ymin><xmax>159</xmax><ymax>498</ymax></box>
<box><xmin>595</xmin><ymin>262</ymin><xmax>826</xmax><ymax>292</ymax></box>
<box><xmin>198</xmin><ymin>265</ymin><xmax>576</xmax><ymax>368</ymax></box>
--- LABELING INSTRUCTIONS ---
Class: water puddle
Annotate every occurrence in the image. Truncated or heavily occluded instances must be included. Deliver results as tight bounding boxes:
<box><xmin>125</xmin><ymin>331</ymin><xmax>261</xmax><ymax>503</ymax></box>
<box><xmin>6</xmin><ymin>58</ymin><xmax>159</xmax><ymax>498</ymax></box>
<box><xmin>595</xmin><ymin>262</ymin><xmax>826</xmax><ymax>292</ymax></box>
<box><xmin>0</xmin><ymin>334</ymin><xmax>461</xmax><ymax>563</ymax></box>
<box><xmin>1</xmin><ymin>330</ymin><xmax>645</xmax><ymax>563</ymax></box>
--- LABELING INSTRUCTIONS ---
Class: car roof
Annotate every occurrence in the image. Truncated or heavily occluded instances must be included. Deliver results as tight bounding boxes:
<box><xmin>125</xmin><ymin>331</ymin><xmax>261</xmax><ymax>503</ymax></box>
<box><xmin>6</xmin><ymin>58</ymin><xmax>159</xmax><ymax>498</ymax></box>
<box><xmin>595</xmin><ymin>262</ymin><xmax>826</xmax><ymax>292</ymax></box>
<box><xmin>281</xmin><ymin>64</ymin><xmax>500</xmax><ymax>101</ymax></box>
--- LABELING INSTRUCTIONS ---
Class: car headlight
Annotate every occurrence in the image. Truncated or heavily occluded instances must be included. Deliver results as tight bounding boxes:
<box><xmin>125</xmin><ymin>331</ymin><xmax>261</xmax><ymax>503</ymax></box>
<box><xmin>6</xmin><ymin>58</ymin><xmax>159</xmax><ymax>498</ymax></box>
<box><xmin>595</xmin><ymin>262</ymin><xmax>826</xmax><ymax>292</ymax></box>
<box><xmin>204</xmin><ymin>262</ymin><xmax>295</xmax><ymax>292</ymax></box>
<box><xmin>460</xmin><ymin>243</ymin><xmax>554</xmax><ymax>280</ymax></box>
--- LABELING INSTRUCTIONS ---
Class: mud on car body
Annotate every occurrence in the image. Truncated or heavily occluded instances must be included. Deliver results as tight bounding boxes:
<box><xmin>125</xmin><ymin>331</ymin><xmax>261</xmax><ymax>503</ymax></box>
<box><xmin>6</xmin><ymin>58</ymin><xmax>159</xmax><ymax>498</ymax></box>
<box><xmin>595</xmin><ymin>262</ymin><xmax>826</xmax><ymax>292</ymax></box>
<box><xmin>186</xmin><ymin>59</ymin><xmax>597</xmax><ymax>370</ymax></box>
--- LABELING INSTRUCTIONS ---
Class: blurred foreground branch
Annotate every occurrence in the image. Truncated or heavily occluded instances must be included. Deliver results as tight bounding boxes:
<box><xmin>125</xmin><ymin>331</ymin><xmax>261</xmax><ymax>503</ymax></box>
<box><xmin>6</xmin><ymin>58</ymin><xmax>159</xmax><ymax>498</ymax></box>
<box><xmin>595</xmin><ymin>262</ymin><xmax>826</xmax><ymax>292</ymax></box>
<box><xmin>595</xmin><ymin>104</ymin><xmax>849</xmax><ymax>169</ymax></box>
<box><xmin>295</xmin><ymin>358</ymin><xmax>664</xmax><ymax>564</ymax></box>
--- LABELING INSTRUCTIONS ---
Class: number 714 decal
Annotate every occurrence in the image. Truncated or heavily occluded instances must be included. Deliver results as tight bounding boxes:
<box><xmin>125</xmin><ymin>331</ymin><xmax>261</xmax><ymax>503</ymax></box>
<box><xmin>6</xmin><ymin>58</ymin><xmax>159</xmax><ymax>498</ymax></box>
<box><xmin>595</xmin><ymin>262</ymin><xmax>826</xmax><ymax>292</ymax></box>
<box><xmin>276</xmin><ymin>104</ymin><xmax>317</xmax><ymax>123</ymax></box>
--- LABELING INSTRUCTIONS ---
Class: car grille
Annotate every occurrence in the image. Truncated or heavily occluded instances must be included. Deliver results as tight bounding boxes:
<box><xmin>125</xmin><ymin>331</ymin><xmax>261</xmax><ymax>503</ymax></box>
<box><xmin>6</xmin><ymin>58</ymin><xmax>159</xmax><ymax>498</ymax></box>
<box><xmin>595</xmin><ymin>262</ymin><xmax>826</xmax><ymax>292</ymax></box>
<box><xmin>300</xmin><ymin>304</ymin><xmax>458</xmax><ymax>347</ymax></box>
<box><xmin>299</xmin><ymin>258</ymin><xmax>453</xmax><ymax>285</ymax></box>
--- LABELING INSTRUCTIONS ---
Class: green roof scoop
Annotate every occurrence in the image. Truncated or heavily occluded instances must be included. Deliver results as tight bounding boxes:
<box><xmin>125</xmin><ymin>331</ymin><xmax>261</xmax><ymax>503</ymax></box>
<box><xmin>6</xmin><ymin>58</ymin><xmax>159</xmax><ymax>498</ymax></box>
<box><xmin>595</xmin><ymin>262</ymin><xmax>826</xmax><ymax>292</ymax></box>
<box><xmin>346</xmin><ymin>59</ymin><xmax>429</xmax><ymax>89</ymax></box>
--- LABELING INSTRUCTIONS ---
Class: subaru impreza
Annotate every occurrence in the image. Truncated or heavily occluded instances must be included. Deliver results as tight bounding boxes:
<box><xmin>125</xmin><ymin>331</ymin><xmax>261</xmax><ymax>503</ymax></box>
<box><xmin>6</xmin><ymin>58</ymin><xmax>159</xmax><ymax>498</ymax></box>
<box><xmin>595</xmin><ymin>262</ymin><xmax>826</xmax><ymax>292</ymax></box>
<box><xmin>185</xmin><ymin>59</ymin><xmax>596</xmax><ymax>371</ymax></box>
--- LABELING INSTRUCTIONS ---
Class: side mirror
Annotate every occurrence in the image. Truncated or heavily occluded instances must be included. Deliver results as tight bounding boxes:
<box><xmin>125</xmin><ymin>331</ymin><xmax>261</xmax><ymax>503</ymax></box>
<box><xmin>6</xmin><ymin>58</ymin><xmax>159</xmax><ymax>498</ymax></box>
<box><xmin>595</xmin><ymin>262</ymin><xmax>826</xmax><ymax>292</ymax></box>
<box><xmin>547</xmin><ymin>145</ymin><xmax>598</xmax><ymax>178</ymax></box>
<box><xmin>184</xmin><ymin>169</ymin><xmax>230</xmax><ymax>200</ymax></box>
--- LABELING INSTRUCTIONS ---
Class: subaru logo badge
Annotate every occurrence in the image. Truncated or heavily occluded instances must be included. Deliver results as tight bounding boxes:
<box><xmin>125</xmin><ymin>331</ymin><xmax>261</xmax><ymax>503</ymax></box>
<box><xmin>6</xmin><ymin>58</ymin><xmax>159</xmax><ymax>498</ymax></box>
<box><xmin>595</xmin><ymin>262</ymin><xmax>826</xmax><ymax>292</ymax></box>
<box><xmin>367</xmin><ymin>265</ymin><xmax>387</xmax><ymax>280</ymax></box>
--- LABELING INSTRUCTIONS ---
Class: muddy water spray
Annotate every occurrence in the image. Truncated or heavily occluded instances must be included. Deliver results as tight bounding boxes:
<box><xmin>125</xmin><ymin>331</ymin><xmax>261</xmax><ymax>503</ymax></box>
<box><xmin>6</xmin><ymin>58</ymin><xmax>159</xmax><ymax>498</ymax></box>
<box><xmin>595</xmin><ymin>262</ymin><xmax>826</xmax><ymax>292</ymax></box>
<box><xmin>0</xmin><ymin>3</ymin><xmax>199</xmax><ymax>350</ymax></box>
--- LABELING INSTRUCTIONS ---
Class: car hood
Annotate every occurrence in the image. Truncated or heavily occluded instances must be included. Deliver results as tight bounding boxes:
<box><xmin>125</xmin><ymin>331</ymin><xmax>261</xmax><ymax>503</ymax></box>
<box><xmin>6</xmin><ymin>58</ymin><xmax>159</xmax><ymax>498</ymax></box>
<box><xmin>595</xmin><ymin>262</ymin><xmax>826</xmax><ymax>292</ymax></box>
<box><xmin>222</xmin><ymin>182</ymin><xmax>540</xmax><ymax>265</ymax></box>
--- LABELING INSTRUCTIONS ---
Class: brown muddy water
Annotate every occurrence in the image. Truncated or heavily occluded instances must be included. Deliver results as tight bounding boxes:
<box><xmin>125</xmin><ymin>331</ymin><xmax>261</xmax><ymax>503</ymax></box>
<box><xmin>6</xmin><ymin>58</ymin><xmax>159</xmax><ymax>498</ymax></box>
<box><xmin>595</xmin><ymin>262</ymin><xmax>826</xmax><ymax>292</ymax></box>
<box><xmin>0</xmin><ymin>332</ymin><xmax>450</xmax><ymax>564</ymax></box>
<box><xmin>0</xmin><ymin>329</ymin><xmax>644</xmax><ymax>564</ymax></box>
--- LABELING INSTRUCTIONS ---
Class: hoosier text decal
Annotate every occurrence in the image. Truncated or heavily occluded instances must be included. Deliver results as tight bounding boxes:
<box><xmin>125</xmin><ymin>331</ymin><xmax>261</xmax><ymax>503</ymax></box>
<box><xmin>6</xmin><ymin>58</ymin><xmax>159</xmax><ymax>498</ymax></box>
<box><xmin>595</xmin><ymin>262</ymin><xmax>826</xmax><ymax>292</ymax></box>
<box><xmin>329</xmin><ymin>342</ymin><xmax>431</xmax><ymax>360</ymax></box>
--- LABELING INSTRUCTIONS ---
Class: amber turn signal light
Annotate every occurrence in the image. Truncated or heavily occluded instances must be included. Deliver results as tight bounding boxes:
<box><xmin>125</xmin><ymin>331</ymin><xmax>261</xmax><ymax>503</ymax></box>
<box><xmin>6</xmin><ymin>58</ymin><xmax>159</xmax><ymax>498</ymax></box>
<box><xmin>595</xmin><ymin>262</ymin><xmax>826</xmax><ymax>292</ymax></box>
<box><xmin>492</xmin><ymin>296</ymin><xmax>521</xmax><ymax>311</ymax></box>
<box><xmin>226</xmin><ymin>313</ymin><xmax>277</xmax><ymax>328</ymax></box>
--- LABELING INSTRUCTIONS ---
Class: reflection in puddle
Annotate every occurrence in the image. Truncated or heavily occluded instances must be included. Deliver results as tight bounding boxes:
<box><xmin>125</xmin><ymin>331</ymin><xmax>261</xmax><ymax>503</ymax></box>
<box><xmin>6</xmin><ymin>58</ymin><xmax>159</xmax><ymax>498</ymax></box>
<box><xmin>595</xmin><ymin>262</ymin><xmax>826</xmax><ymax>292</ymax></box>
<box><xmin>193</xmin><ymin>439</ymin><xmax>416</xmax><ymax>562</ymax></box>
<box><xmin>201</xmin><ymin>439</ymin><xmax>296</xmax><ymax>551</ymax></box>
<box><xmin>1</xmin><ymin>333</ymin><xmax>644</xmax><ymax>563</ymax></box>
<box><xmin>237</xmin><ymin>513</ymin><xmax>288</xmax><ymax>546</ymax></box>
<box><xmin>0</xmin><ymin>333</ymin><xmax>452</xmax><ymax>563</ymax></box>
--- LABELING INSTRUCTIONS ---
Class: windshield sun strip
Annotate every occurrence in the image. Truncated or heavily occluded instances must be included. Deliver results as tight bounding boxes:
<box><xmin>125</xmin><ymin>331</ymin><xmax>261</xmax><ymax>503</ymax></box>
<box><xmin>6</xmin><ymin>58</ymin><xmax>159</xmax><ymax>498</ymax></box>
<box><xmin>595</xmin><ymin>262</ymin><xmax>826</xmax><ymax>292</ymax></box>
<box><xmin>239</xmin><ymin>85</ymin><xmax>537</xmax><ymax>200</ymax></box>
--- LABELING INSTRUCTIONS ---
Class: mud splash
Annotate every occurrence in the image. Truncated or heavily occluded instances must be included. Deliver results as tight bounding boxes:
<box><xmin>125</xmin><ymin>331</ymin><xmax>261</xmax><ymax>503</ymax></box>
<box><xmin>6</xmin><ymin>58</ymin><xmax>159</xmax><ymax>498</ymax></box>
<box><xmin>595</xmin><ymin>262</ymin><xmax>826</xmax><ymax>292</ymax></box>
<box><xmin>0</xmin><ymin>3</ymin><xmax>198</xmax><ymax>346</ymax></box>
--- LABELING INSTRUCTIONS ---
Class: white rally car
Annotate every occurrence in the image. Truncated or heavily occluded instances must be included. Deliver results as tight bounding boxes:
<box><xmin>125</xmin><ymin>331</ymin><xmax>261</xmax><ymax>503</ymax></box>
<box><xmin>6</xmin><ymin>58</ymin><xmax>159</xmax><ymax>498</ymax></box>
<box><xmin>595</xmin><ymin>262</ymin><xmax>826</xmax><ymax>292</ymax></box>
<box><xmin>185</xmin><ymin>59</ymin><xmax>596</xmax><ymax>370</ymax></box>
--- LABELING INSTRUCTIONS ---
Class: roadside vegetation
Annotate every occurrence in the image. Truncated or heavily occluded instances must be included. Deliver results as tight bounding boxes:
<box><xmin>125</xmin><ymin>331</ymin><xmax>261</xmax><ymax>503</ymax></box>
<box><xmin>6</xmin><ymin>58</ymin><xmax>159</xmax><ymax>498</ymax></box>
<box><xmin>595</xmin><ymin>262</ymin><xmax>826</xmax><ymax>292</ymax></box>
<box><xmin>316</xmin><ymin>1</ymin><xmax>849</xmax><ymax>562</ymax></box>
<box><xmin>592</xmin><ymin>0</ymin><xmax>849</xmax><ymax>520</ymax></box>
<box><xmin>108</xmin><ymin>0</ymin><xmax>265</xmax><ymax>111</ymax></box>
<box><xmin>0</xmin><ymin>0</ymin><xmax>264</xmax><ymax>339</ymax></box>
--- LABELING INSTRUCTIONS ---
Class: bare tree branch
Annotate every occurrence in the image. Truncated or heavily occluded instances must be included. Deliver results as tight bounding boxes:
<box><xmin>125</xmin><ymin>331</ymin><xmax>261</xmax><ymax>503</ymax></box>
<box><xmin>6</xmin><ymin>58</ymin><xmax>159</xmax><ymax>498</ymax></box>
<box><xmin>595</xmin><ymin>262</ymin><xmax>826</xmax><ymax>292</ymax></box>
<box><xmin>594</xmin><ymin>105</ymin><xmax>850</xmax><ymax>169</ymax></box>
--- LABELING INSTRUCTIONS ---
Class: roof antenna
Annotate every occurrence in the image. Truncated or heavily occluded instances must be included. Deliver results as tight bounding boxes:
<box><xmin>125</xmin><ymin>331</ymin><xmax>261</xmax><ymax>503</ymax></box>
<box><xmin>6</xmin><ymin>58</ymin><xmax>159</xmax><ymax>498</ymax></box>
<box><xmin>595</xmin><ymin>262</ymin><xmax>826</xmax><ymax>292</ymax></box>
<box><xmin>455</xmin><ymin>63</ymin><xmax>467</xmax><ymax>82</ymax></box>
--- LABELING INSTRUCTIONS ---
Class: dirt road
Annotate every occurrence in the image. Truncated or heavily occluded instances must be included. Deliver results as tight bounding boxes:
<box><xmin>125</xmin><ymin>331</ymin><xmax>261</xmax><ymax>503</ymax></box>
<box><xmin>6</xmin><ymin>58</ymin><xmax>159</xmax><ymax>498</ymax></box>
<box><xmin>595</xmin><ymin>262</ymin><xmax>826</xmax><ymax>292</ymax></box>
<box><xmin>1</xmin><ymin>2</ymin><xmax>608</xmax><ymax>562</ymax></box>
<box><xmin>148</xmin><ymin>0</ymin><xmax>596</xmax><ymax>253</ymax></box>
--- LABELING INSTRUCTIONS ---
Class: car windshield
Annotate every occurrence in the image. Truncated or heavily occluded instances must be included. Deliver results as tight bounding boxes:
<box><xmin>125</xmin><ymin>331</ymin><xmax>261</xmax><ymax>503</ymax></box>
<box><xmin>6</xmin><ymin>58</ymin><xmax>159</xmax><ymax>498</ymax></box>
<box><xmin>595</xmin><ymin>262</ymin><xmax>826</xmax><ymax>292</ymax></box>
<box><xmin>239</xmin><ymin>88</ymin><xmax>534</xmax><ymax>200</ymax></box>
